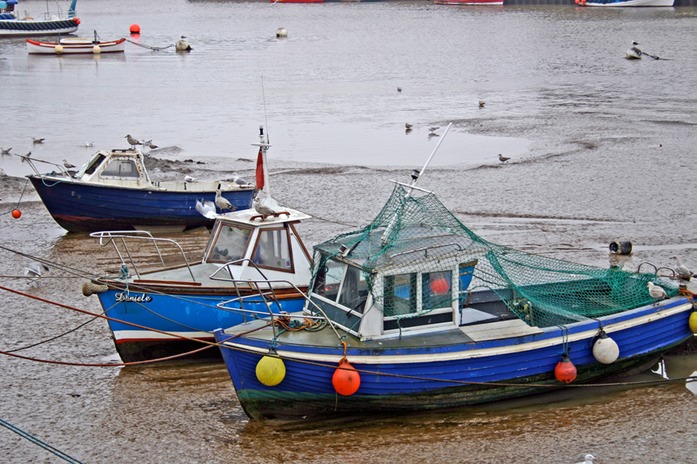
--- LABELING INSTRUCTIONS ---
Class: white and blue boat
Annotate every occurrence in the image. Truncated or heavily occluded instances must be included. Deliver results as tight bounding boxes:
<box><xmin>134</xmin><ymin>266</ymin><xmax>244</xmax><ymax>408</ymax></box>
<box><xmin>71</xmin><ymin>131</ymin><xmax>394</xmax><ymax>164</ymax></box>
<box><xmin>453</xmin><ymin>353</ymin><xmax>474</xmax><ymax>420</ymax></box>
<box><xmin>214</xmin><ymin>132</ymin><xmax>696</xmax><ymax>420</ymax></box>
<box><xmin>0</xmin><ymin>0</ymin><xmax>80</xmax><ymax>38</ymax></box>
<box><xmin>83</xmin><ymin>133</ymin><xmax>313</xmax><ymax>362</ymax></box>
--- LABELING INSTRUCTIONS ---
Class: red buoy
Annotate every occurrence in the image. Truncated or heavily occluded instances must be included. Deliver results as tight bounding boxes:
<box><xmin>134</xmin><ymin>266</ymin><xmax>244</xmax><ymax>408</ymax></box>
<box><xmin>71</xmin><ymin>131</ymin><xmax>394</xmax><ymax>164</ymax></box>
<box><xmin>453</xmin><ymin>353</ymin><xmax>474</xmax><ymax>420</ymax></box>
<box><xmin>332</xmin><ymin>359</ymin><xmax>361</xmax><ymax>396</ymax></box>
<box><xmin>554</xmin><ymin>353</ymin><xmax>577</xmax><ymax>384</ymax></box>
<box><xmin>129</xmin><ymin>23</ymin><xmax>141</xmax><ymax>34</ymax></box>
<box><xmin>11</xmin><ymin>209</ymin><xmax>21</xmax><ymax>219</ymax></box>
<box><xmin>430</xmin><ymin>277</ymin><xmax>449</xmax><ymax>295</ymax></box>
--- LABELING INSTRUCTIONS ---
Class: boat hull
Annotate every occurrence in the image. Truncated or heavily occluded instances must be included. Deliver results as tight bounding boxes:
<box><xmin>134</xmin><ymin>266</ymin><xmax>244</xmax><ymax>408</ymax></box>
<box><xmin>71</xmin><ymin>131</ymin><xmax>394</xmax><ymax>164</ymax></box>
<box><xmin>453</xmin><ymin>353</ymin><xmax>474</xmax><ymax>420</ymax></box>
<box><xmin>27</xmin><ymin>37</ymin><xmax>126</xmax><ymax>54</ymax></box>
<box><xmin>29</xmin><ymin>175</ymin><xmax>254</xmax><ymax>232</ymax></box>
<box><xmin>0</xmin><ymin>18</ymin><xmax>80</xmax><ymax>37</ymax></box>
<box><xmin>216</xmin><ymin>298</ymin><xmax>695</xmax><ymax>420</ymax></box>
<box><xmin>434</xmin><ymin>0</ymin><xmax>503</xmax><ymax>5</ymax></box>
<box><xmin>583</xmin><ymin>0</ymin><xmax>674</xmax><ymax>6</ymax></box>
<box><xmin>97</xmin><ymin>284</ymin><xmax>307</xmax><ymax>362</ymax></box>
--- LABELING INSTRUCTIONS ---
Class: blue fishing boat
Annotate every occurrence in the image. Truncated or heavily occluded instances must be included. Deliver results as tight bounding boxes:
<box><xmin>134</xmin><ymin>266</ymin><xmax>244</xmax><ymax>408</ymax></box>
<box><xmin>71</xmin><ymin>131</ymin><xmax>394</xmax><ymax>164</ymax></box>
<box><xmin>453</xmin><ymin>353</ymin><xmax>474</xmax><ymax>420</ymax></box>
<box><xmin>26</xmin><ymin>147</ymin><xmax>254</xmax><ymax>233</ymax></box>
<box><xmin>82</xmin><ymin>131</ymin><xmax>313</xmax><ymax>362</ymax></box>
<box><xmin>214</xmin><ymin>126</ymin><xmax>696</xmax><ymax>420</ymax></box>
<box><xmin>0</xmin><ymin>0</ymin><xmax>80</xmax><ymax>38</ymax></box>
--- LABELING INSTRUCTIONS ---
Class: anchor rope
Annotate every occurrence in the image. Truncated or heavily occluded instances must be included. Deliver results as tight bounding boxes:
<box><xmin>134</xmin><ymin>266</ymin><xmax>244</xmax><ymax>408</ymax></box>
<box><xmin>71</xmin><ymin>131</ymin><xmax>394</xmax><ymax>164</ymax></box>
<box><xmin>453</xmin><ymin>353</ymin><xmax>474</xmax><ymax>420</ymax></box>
<box><xmin>0</xmin><ymin>418</ymin><xmax>84</xmax><ymax>464</ymax></box>
<box><xmin>125</xmin><ymin>38</ymin><xmax>173</xmax><ymax>51</ymax></box>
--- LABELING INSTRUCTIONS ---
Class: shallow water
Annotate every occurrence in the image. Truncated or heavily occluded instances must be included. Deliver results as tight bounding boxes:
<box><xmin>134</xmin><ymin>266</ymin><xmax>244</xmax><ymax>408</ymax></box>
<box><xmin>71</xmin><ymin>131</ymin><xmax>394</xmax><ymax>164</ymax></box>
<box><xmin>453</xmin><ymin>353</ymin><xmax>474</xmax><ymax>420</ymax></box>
<box><xmin>1</xmin><ymin>1</ymin><xmax>697</xmax><ymax>463</ymax></box>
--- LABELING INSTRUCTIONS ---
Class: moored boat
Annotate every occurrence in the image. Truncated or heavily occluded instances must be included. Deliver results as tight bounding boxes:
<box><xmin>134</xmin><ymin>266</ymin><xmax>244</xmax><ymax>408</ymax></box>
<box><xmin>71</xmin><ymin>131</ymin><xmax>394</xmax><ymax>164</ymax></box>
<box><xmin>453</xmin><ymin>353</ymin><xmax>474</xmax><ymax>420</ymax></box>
<box><xmin>0</xmin><ymin>0</ymin><xmax>80</xmax><ymax>38</ymax></box>
<box><xmin>82</xmin><ymin>130</ymin><xmax>313</xmax><ymax>362</ymax></box>
<box><xmin>579</xmin><ymin>0</ymin><xmax>674</xmax><ymax>6</ymax></box>
<box><xmin>434</xmin><ymin>0</ymin><xmax>503</xmax><ymax>5</ymax></box>
<box><xmin>25</xmin><ymin>144</ymin><xmax>254</xmax><ymax>233</ymax></box>
<box><xmin>27</xmin><ymin>31</ymin><xmax>125</xmax><ymax>55</ymax></box>
<box><xmin>214</xmin><ymin>126</ymin><xmax>696</xmax><ymax>420</ymax></box>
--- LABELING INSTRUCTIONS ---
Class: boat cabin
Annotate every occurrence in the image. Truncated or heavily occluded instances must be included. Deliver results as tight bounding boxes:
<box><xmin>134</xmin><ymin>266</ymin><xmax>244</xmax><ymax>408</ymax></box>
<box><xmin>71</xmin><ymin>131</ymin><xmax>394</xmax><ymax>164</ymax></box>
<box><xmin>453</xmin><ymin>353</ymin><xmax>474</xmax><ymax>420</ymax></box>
<box><xmin>74</xmin><ymin>149</ymin><xmax>151</xmax><ymax>187</ymax></box>
<box><xmin>201</xmin><ymin>207</ymin><xmax>313</xmax><ymax>288</ymax></box>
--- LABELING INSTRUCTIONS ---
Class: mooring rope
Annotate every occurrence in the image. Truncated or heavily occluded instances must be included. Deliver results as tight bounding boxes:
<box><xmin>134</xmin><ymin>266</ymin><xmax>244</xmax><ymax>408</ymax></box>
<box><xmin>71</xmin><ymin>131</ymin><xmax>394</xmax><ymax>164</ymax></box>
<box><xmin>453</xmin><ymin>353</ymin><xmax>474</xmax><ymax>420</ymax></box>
<box><xmin>125</xmin><ymin>38</ymin><xmax>173</xmax><ymax>51</ymax></box>
<box><xmin>0</xmin><ymin>418</ymin><xmax>84</xmax><ymax>464</ymax></box>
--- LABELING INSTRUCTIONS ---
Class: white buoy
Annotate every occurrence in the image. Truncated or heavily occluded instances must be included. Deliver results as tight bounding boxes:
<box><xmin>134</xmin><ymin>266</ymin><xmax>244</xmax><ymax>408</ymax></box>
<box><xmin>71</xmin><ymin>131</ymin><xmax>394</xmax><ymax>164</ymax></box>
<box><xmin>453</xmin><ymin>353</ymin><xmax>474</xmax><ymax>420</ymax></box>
<box><xmin>54</xmin><ymin>44</ymin><xmax>64</xmax><ymax>54</ymax></box>
<box><xmin>593</xmin><ymin>333</ymin><xmax>620</xmax><ymax>364</ymax></box>
<box><xmin>276</xmin><ymin>27</ymin><xmax>287</xmax><ymax>38</ymax></box>
<box><xmin>93</xmin><ymin>45</ymin><xmax>101</xmax><ymax>55</ymax></box>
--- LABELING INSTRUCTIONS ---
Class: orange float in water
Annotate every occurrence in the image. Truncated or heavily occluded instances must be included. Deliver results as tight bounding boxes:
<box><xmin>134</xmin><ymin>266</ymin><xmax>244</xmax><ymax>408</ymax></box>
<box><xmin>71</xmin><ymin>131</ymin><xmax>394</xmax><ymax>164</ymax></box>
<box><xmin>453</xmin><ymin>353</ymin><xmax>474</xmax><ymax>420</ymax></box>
<box><xmin>129</xmin><ymin>23</ymin><xmax>141</xmax><ymax>34</ymax></box>
<box><xmin>11</xmin><ymin>209</ymin><xmax>21</xmax><ymax>219</ymax></box>
<box><xmin>332</xmin><ymin>359</ymin><xmax>361</xmax><ymax>396</ymax></box>
<box><xmin>554</xmin><ymin>353</ymin><xmax>577</xmax><ymax>384</ymax></box>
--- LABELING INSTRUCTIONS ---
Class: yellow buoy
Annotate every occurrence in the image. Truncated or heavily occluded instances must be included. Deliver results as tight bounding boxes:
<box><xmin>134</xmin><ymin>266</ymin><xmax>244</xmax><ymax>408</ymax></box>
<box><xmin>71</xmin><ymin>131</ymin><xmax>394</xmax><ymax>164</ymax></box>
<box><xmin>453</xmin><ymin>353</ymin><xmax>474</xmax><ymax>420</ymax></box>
<box><xmin>255</xmin><ymin>353</ymin><xmax>286</xmax><ymax>386</ymax></box>
<box><xmin>689</xmin><ymin>311</ymin><xmax>697</xmax><ymax>334</ymax></box>
<box><xmin>93</xmin><ymin>45</ymin><xmax>101</xmax><ymax>55</ymax></box>
<box><xmin>54</xmin><ymin>45</ymin><xmax>64</xmax><ymax>55</ymax></box>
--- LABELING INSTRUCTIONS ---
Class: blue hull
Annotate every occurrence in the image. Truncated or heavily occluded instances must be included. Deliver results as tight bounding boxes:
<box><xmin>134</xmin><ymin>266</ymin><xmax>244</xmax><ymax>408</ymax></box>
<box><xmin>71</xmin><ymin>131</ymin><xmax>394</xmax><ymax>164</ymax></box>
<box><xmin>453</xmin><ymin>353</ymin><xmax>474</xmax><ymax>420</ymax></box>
<box><xmin>98</xmin><ymin>288</ymin><xmax>306</xmax><ymax>362</ymax></box>
<box><xmin>29</xmin><ymin>176</ymin><xmax>254</xmax><ymax>232</ymax></box>
<box><xmin>216</xmin><ymin>299</ymin><xmax>695</xmax><ymax>420</ymax></box>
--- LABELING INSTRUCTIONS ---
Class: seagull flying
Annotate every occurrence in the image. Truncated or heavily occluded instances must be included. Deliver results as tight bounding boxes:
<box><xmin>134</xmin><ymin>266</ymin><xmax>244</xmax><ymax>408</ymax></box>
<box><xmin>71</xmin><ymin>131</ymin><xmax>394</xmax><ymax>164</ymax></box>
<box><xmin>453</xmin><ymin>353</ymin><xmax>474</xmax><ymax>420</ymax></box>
<box><xmin>63</xmin><ymin>159</ymin><xmax>76</xmax><ymax>170</ymax></box>
<box><xmin>1</xmin><ymin>147</ymin><xmax>11</xmax><ymax>155</ymax></box>
<box><xmin>215</xmin><ymin>187</ymin><xmax>235</xmax><ymax>212</ymax></box>
<box><xmin>498</xmin><ymin>154</ymin><xmax>510</xmax><ymax>163</ymax></box>
<box><xmin>125</xmin><ymin>134</ymin><xmax>142</xmax><ymax>148</ymax></box>
<box><xmin>647</xmin><ymin>281</ymin><xmax>667</xmax><ymax>303</ymax></box>
<box><xmin>671</xmin><ymin>256</ymin><xmax>692</xmax><ymax>280</ymax></box>
<box><xmin>195</xmin><ymin>199</ymin><xmax>216</xmax><ymax>219</ymax></box>
<box><xmin>32</xmin><ymin>137</ymin><xmax>45</xmax><ymax>144</ymax></box>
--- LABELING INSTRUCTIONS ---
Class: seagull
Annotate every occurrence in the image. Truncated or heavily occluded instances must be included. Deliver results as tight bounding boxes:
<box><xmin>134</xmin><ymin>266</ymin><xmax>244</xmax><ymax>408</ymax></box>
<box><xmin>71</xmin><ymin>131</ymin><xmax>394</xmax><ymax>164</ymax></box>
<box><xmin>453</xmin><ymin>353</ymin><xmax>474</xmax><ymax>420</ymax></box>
<box><xmin>498</xmin><ymin>154</ymin><xmax>510</xmax><ymax>163</ymax></box>
<box><xmin>62</xmin><ymin>159</ymin><xmax>76</xmax><ymax>169</ymax></box>
<box><xmin>143</xmin><ymin>139</ymin><xmax>158</xmax><ymax>150</ymax></box>
<box><xmin>253</xmin><ymin>193</ymin><xmax>279</xmax><ymax>219</ymax></box>
<box><xmin>20</xmin><ymin>151</ymin><xmax>32</xmax><ymax>162</ymax></box>
<box><xmin>626</xmin><ymin>41</ymin><xmax>642</xmax><ymax>60</ymax></box>
<box><xmin>479</xmin><ymin>99</ymin><xmax>486</xmax><ymax>108</ymax></box>
<box><xmin>230</xmin><ymin>173</ymin><xmax>252</xmax><ymax>187</ymax></box>
<box><xmin>25</xmin><ymin>261</ymin><xmax>49</xmax><ymax>278</ymax></box>
<box><xmin>1</xmin><ymin>147</ymin><xmax>11</xmax><ymax>155</ymax></box>
<box><xmin>84</xmin><ymin>141</ymin><xmax>94</xmax><ymax>148</ymax></box>
<box><xmin>397</xmin><ymin>86</ymin><xmax>402</xmax><ymax>93</ymax></box>
<box><xmin>175</xmin><ymin>36</ymin><xmax>192</xmax><ymax>52</ymax></box>
<box><xmin>428</xmin><ymin>126</ymin><xmax>440</xmax><ymax>133</ymax></box>
<box><xmin>184</xmin><ymin>175</ymin><xmax>196</xmax><ymax>183</ymax></box>
<box><xmin>125</xmin><ymin>134</ymin><xmax>142</xmax><ymax>148</ymax></box>
<box><xmin>32</xmin><ymin>137</ymin><xmax>45</xmax><ymax>144</ymax></box>
<box><xmin>671</xmin><ymin>256</ymin><xmax>693</xmax><ymax>280</ymax></box>
<box><xmin>647</xmin><ymin>281</ymin><xmax>667</xmax><ymax>303</ymax></box>
<box><xmin>575</xmin><ymin>455</ymin><xmax>596</xmax><ymax>464</ymax></box>
<box><xmin>215</xmin><ymin>187</ymin><xmax>235</xmax><ymax>212</ymax></box>
<box><xmin>405</xmin><ymin>123</ymin><xmax>413</xmax><ymax>130</ymax></box>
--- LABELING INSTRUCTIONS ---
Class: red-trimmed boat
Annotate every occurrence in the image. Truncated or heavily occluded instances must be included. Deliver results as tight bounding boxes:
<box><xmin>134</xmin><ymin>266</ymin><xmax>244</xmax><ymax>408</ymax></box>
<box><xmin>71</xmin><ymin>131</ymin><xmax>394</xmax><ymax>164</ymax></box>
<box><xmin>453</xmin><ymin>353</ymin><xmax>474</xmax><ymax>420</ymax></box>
<box><xmin>434</xmin><ymin>0</ymin><xmax>503</xmax><ymax>5</ymax></box>
<box><xmin>27</xmin><ymin>32</ymin><xmax>126</xmax><ymax>55</ymax></box>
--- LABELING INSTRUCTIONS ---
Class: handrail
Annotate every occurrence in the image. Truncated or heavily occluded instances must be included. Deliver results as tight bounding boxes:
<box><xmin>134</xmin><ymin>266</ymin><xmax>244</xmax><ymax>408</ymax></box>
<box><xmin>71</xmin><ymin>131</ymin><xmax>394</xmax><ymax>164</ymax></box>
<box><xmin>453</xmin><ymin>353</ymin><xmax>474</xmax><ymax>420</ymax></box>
<box><xmin>15</xmin><ymin>154</ymin><xmax>73</xmax><ymax>178</ymax></box>
<box><xmin>89</xmin><ymin>230</ymin><xmax>195</xmax><ymax>281</ymax></box>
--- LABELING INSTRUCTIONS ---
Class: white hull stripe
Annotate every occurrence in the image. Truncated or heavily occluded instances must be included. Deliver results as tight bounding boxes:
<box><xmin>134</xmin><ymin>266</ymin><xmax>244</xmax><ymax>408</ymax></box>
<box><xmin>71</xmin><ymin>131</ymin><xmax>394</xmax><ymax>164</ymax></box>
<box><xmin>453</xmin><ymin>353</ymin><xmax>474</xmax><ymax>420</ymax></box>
<box><xmin>113</xmin><ymin>330</ymin><xmax>212</xmax><ymax>342</ymax></box>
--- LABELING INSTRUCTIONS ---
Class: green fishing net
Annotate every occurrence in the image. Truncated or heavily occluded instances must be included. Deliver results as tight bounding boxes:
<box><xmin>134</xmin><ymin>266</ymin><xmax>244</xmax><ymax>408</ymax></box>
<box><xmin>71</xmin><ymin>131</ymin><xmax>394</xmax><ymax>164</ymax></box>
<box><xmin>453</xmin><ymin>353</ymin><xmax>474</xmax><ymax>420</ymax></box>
<box><xmin>310</xmin><ymin>184</ymin><xmax>678</xmax><ymax>328</ymax></box>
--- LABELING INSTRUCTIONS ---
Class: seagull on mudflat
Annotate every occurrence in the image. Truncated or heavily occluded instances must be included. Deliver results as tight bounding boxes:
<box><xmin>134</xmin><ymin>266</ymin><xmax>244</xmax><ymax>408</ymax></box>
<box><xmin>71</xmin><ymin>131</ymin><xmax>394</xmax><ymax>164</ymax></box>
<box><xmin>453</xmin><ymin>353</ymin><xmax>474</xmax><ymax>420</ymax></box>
<box><xmin>428</xmin><ymin>126</ymin><xmax>440</xmax><ymax>133</ymax></box>
<box><xmin>671</xmin><ymin>256</ymin><xmax>693</xmax><ymax>280</ymax></box>
<box><xmin>63</xmin><ymin>159</ymin><xmax>76</xmax><ymax>170</ymax></box>
<box><xmin>1</xmin><ymin>147</ymin><xmax>12</xmax><ymax>155</ymax></box>
<box><xmin>25</xmin><ymin>261</ymin><xmax>49</xmax><ymax>278</ymax></box>
<box><xmin>479</xmin><ymin>99</ymin><xmax>486</xmax><ymax>108</ymax></box>
<box><xmin>32</xmin><ymin>137</ymin><xmax>45</xmax><ymax>144</ymax></box>
<box><xmin>647</xmin><ymin>281</ymin><xmax>667</xmax><ymax>303</ymax></box>
<box><xmin>184</xmin><ymin>175</ymin><xmax>196</xmax><ymax>183</ymax></box>
<box><xmin>575</xmin><ymin>455</ymin><xmax>596</xmax><ymax>464</ymax></box>
<box><xmin>498</xmin><ymin>154</ymin><xmax>510</xmax><ymax>163</ymax></box>
<box><xmin>125</xmin><ymin>134</ymin><xmax>142</xmax><ymax>148</ymax></box>
<box><xmin>215</xmin><ymin>187</ymin><xmax>235</xmax><ymax>212</ymax></box>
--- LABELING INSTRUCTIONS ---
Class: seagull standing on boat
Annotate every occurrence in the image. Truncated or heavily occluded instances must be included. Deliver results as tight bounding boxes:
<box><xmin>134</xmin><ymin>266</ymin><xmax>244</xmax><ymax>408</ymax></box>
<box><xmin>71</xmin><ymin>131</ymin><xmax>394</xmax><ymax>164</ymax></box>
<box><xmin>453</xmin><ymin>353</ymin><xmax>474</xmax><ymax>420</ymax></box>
<box><xmin>215</xmin><ymin>187</ymin><xmax>235</xmax><ymax>213</ymax></box>
<box><xmin>647</xmin><ymin>281</ymin><xmax>667</xmax><ymax>303</ymax></box>
<box><xmin>125</xmin><ymin>134</ymin><xmax>142</xmax><ymax>148</ymax></box>
<box><xmin>184</xmin><ymin>175</ymin><xmax>196</xmax><ymax>183</ymax></box>
<box><xmin>63</xmin><ymin>159</ymin><xmax>76</xmax><ymax>170</ymax></box>
<box><xmin>498</xmin><ymin>154</ymin><xmax>510</xmax><ymax>163</ymax></box>
<box><xmin>253</xmin><ymin>193</ymin><xmax>279</xmax><ymax>220</ymax></box>
<box><xmin>32</xmin><ymin>137</ymin><xmax>45</xmax><ymax>144</ymax></box>
<box><xmin>671</xmin><ymin>256</ymin><xmax>693</xmax><ymax>281</ymax></box>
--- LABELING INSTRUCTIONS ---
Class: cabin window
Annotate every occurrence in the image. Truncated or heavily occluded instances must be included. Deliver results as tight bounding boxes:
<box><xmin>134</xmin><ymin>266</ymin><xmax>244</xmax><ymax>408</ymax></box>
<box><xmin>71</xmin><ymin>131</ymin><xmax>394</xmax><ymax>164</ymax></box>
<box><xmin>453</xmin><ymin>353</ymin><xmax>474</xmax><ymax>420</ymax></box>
<box><xmin>101</xmin><ymin>159</ymin><xmax>139</xmax><ymax>179</ymax></box>
<box><xmin>83</xmin><ymin>154</ymin><xmax>106</xmax><ymax>175</ymax></box>
<box><xmin>252</xmin><ymin>227</ymin><xmax>292</xmax><ymax>271</ymax></box>
<box><xmin>422</xmin><ymin>271</ymin><xmax>452</xmax><ymax>310</ymax></box>
<box><xmin>337</xmin><ymin>265</ymin><xmax>369</xmax><ymax>313</ymax></box>
<box><xmin>209</xmin><ymin>225</ymin><xmax>252</xmax><ymax>262</ymax></box>
<box><xmin>384</xmin><ymin>273</ymin><xmax>417</xmax><ymax>316</ymax></box>
<box><xmin>313</xmin><ymin>259</ymin><xmax>345</xmax><ymax>302</ymax></box>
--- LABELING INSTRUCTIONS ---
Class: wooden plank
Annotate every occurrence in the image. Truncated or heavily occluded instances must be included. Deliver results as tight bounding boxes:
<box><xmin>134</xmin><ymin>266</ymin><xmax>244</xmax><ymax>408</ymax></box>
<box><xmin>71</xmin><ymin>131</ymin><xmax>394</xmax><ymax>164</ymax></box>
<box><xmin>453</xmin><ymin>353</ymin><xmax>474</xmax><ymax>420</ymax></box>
<box><xmin>460</xmin><ymin>319</ymin><xmax>543</xmax><ymax>342</ymax></box>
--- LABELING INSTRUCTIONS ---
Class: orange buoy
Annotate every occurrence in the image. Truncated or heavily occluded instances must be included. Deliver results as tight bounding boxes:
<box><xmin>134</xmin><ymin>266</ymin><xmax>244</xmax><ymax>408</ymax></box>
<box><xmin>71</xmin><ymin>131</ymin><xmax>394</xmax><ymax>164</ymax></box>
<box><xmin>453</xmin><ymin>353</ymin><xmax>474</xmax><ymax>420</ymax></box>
<box><xmin>332</xmin><ymin>359</ymin><xmax>361</xmax><ymax>396</ymax></box>
<box><xmin>11</xmin><ymin>209</ymin><xmax>21</xmax><ymax>219</ymax></box>
<box><xmin>430</xmin><ymin>277</ymin><xmax>449</xmax><ymax>295</ymax></box>
<box><xmin>72</xmin><ymin>17</ymin><xmax>80</xmax><ymax>25</ymax></box>
<box><xmin>554</xmin><ymin>353</ymin><xmax>577</xmax><ymax>384</ymax></box>
<box><xmin>129</xmin><ymin>23</ymin><xmax>141</xmax><ymax>34</ymax></box>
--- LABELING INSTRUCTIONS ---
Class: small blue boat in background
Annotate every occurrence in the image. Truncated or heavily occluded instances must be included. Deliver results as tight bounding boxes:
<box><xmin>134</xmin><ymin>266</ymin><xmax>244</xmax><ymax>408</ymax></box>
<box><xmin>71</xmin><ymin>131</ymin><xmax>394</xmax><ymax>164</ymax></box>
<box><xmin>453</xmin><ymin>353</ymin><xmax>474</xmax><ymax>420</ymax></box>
<box><xmin>214</xmin><ymin>128</ymin><xmax>696</xmax><ymax>420</ymax></box>
<box><xmin>27</xmin><ymin>147</ymin><xmax>254</xmax><ymax>233</ymax></box>
<box><xmin>0</xmin><ymin>0</ymin><xmax>80</xmax><ymax>38</ymax></box>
